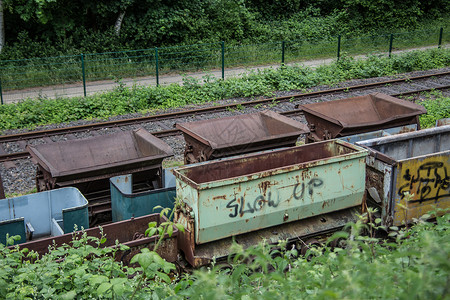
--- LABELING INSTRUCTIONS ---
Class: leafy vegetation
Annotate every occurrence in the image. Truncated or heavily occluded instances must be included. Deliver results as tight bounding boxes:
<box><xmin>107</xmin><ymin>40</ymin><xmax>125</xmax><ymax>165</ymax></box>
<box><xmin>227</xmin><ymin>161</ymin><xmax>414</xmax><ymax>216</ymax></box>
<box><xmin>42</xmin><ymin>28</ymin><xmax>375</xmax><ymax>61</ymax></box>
<box><xmin>1</xmin><ymin>208</ymin><xmax>448</xmax><ymax>298</ymax></box>
<box><xmin>1</xmin><ymin>0</ymin><xmax>449</xmax><ymax>60</ymax></box>
<box><xmin>0</xmin><ymin>48</ymin><xmax>449</xmax><ymax>131</ymax></box>
<box><xmin>418</xmin><ymin>90</ymin><xmax>450</xmax><ymax>128</ymax></box>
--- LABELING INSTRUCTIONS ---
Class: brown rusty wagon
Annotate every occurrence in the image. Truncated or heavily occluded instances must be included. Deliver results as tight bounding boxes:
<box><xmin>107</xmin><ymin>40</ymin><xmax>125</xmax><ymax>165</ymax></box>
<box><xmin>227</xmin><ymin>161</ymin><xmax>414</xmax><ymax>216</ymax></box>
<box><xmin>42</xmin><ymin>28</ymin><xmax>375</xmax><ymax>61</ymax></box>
<box><xmin>300</xmin><ymin>93</ymin><xmax>426</xmax><ymax>142</ymax></box>
<box><xmin>176</xmin><ymin>110</ymin><xmax>309</xmax><ymax>164</ymax></box>
<box><xmin>26</xmin><ymin>128</ymin><xmax>173</xmax><ymax>225</ymax></box>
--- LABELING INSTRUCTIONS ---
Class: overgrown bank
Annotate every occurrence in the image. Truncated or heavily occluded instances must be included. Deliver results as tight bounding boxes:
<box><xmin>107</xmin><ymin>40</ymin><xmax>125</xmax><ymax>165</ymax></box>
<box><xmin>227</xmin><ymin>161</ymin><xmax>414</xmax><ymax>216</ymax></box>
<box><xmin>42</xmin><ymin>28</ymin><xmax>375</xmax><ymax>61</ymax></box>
<box><xmin>1</xmin><ymin>210</ymin><xmax>448</xmax><ymax>298</ymax></box>
<box><xmin>0</xmin><ymin>48</ymin><xmax>449</xmax><ymax>131</ymax></box>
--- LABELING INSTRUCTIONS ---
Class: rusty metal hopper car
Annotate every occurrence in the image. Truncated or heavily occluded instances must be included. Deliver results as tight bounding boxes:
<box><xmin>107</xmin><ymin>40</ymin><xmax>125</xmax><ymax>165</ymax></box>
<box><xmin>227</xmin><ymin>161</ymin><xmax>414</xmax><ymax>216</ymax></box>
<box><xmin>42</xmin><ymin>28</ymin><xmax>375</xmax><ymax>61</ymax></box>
<box><xmin>301</xmin><ymin>93</ymin><xmax>426</xmax><ymax>142</ymax></box>
<box><xmin>173</xmin><ymin>139</ymin><xmax>368</xmax><ymax>267</ymax></box>
<box><xmin>176</xmin><ymin>110</ymin><xmax>309</xmax><ymax>164</ymax></box>
<box><xmin>357</xmin><ymin>125</ymin><xmax>450</xmax><ymax>226</ymax></box>
<box><xmin>26</xmin><ymin>128</ymin><xmax>173</xmax><ymax>225</ymax></box>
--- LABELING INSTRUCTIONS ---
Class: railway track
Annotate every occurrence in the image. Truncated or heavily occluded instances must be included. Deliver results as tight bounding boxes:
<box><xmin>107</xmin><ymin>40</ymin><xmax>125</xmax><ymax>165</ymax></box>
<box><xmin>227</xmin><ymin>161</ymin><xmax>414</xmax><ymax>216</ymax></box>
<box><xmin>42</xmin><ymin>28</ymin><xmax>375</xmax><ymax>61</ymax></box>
<box><xmin>1</xmin><ymin>69</ymin><xmax>450</xmax><ymax>195</ymax></box>
<box><xmin>1</xmin><ymin>70</ymin><xmax>449</xmax><ymax>163</ymax></box>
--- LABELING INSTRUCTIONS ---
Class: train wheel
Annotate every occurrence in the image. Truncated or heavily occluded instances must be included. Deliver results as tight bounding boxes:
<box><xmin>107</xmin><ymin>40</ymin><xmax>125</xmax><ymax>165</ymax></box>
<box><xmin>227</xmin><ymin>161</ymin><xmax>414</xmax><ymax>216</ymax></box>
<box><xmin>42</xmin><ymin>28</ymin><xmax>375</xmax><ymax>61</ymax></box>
<box><xmin>299</xmin><ymin>238</ymin><xmax>321</xmax><ymax>260</ymax></box>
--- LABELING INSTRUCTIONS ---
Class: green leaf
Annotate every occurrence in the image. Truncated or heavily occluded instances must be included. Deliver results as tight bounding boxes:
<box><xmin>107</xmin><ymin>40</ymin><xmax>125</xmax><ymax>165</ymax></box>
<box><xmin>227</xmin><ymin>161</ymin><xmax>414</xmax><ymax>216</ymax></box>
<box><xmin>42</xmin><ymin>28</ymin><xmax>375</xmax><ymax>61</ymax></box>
<box><xmin>60</xmin><ymin>290</ymin><xmax>77</xmax><ymax>300</ymax></box>
<box><xmin>145</xmin><ymin>228</ymin><xmax>157</xmax><ymax>237</ymax></box>
<box><xmin>97</xmin><ymin>282</ymin><xmax>112</xmax><ymax>295</ymax></box>
<box><xmin>90</xmin><ymin>275</ymin><xmax>109</xmax><ymax>285</ymax></box>
<box><xmin>137</xmin><ymin>251</ymin><xmax>154</xmax><ymax>269</ymax></box>
<box><xmin>175</xmin><ymin>223</ymin><xmax>185</xmax><ymax>233</ymax></box>
<box><xmin>153</xmin><ymin>205</ymin><xmax>163</xmax><ymax>211</ymax></box>
<box><xmin>167</xmin><ymin>225</ymin><xmax>173</xmax><ymax>237</ymax></box>
<box><xmin>113</xmin><ymin>283</ymin><xmax>126</xmax><ymax>296</ymax></box>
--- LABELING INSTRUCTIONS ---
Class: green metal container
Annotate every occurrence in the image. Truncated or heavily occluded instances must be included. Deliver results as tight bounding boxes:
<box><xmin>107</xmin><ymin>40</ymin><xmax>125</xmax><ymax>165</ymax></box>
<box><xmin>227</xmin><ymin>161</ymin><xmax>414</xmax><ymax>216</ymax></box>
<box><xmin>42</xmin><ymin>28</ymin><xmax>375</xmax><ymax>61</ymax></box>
<box><xmin>110</xmin><ymin>169</ymin><xmax>176</xmax><ymax>222</ymax></box>
<box><xmin>173</xmin><ymin>139</ymin><xmax>368</xmax><ymax>245</ymax></box>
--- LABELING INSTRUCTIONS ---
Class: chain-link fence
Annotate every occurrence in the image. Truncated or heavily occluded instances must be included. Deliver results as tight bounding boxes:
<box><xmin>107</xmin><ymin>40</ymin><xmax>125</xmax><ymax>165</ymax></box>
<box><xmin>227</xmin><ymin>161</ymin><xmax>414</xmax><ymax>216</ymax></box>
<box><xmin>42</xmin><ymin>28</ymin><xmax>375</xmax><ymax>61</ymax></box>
<box><xmin>0</xmin><ymin>28</ymin><xmax>448</xmax><ymax>104</ymax></box>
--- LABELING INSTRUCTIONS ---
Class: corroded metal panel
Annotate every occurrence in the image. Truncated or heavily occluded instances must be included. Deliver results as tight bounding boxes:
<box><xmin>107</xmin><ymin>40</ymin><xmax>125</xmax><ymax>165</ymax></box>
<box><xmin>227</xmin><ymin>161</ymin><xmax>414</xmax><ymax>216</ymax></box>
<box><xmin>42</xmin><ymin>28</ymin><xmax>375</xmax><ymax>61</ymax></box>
<box><xmin>302</xmin><ymin>93</ymin><xmax>426</xmax><ymax>142</ymax></box>
<box><xmin>13</xmin><ymin>214</ymin><xmax>178</xmax><ymax>263</ymax></box>
<box><xmin>26</xmin><ymin>128</ymin><xmax>173</xmax><ymax>186</ymax></box>
<box><xmin>393</xmin><ymin>153</ymin><xmax>449</xmax><ymax>225</ymax></box>
<box><xmin>174</xmin><ymin>140</ymin><xmax>367</xmax><ymax>245</ymax></box>
<box><xmin>176</xmin><ymin>110</ymin><xmax>309</xmax><ymax>163</ymax></box>
<box><xmin>176</xmin><ymin>207</ymin><xmax>361</xmax><ymax>267</ymax></box>
<box><xmin>358</xmin><ymin>125</ymin><xmax>450</xmax><ymax>226</ymax></box>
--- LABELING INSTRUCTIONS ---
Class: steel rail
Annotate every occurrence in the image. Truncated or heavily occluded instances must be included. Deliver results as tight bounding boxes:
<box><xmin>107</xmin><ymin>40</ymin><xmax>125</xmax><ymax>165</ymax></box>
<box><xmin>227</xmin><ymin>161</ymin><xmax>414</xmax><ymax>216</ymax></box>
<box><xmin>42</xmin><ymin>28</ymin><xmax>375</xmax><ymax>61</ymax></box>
<box><xmin>1</xmin><ymin>71</ymin><xmax>449</xmax><ymax>144</ymax></box>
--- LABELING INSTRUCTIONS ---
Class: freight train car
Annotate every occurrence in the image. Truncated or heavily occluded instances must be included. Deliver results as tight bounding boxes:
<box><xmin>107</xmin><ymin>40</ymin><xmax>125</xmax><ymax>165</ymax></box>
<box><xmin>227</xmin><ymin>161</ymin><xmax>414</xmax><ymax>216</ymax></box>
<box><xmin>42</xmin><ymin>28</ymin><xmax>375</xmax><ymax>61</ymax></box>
<box><xmin>3</xmin><ymin>93</ymin><xmax>446</xmax><ymax>269</ymax></box>
<box><xmin>357</xmin><ymin>125</ymin><xmax>449</xmax><ymax>226</ymax></box>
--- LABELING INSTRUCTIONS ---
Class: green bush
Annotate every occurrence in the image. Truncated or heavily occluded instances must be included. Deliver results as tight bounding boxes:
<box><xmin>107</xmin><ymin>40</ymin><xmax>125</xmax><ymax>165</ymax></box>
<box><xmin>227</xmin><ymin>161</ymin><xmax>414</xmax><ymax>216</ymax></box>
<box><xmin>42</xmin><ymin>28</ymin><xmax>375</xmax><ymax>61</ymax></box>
<box><xmin>418</xmin><ymin>91</ymin><xmax>450</xmax><ymax>128</ymax></box>
<box><xmin>172</xmin><ymin>211</ymin><xmax>449</xmax><ymax>299</ymax></box>
<box><xmin>1</xmin><ymin>211</ymin><xmax>448</xmax><ymax>298</ymax></box>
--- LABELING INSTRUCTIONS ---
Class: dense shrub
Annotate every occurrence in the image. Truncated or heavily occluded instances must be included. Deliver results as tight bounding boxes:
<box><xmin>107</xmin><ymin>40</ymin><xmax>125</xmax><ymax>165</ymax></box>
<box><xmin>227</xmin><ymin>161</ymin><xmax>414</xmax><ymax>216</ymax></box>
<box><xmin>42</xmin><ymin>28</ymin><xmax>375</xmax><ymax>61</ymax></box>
<box><xmin>1</xmin><ymin>210</ymin><xmax>448</xmax><ymax>298</ymax></box>
<box><xmin>1</xmin><ymin>0</ymin><xmax>449</xmax><ymax>59</ymax></box>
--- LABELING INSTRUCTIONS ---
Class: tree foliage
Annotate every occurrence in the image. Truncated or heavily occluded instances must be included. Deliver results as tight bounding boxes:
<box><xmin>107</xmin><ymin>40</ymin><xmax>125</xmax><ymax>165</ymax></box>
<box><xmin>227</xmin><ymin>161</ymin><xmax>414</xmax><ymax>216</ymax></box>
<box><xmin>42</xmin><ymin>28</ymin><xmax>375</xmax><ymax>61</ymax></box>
<box><xmin>0</xmin><ymin>0</ymin><xmax>448</xmax><ymax>58</ymax></box>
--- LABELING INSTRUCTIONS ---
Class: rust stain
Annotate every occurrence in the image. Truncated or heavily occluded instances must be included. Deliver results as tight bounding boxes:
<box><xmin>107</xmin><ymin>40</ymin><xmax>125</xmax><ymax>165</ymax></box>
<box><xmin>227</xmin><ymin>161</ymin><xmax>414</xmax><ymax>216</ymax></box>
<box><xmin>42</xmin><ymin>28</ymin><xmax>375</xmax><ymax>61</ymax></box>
<box><xmin>212</xmin><ymin>195</ymin><xmax>227</xmax><ymax>201</ymax></box>
<box><xmin>259</xmin><ymin>181</ymin><xmax>271</xmax><ymax>195</ymax></box>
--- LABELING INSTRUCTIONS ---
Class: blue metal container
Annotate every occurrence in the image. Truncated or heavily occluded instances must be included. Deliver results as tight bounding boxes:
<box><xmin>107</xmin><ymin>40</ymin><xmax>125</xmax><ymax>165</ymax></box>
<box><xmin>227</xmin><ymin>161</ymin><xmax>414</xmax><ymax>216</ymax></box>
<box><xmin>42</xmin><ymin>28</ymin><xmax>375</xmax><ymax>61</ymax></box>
<box><xmin>0</xmin><ymin>187</ymin><xmax>89</xmax><ymax>245</ymax></box>
<box><xmin>110</xmin><ymin>169</ymin><xmax>176</xmax><ymax>222</ymax></box>
<box><xmin>338</xmin><ymin>124</ymin><xmax>417</xmax><ymax>144</ymax></box>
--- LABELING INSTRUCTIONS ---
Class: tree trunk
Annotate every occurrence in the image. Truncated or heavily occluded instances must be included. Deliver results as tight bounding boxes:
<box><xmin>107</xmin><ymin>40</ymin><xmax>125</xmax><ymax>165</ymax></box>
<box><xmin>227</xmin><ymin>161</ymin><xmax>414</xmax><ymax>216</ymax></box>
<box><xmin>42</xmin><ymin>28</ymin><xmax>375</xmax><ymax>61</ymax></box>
<box><xmin>114</xmin><ymin>10</ymin><xmax>126</xmax><ymax>36</ymax></box>
<box><xmin>0</xmin><ymin>0</ymin><xmax>5</xmax><ymax>53</ymax></box>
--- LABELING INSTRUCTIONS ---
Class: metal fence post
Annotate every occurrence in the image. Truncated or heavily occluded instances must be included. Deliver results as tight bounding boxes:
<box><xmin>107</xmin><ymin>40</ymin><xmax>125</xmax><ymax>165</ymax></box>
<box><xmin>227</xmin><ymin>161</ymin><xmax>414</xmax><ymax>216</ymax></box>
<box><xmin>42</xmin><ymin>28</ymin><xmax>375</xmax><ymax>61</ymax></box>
<box><xmin>337</xmin><ymin>35</ymin><xmax>341</xmax><ymax>60</ymax></box>
<box><xmin>0</xmin><ymin>79</ymin><xmax>3</xmax><ymax>105</ymax></box>
<box><xmin>281</xmin><ymin>41</ymin><xmax>286</xmax><ymax>64</ymax></box>
<box><xmin>389</xmin><ymin>34</ymin><xmax>394</xmax><ymax>58</ymax></box>
<box><xmin>81</xmin><ymin>54</ymin><xmax>87</xmax><ymax>97</ymax></box>
<box><xmin>438</xmin><ymin>27</ymin><xmax>443</xmax><ymax>48</ymax></box>
<box><xmin>155</xmin><ymin>47</ymin><xmax>159</xmax><ymax>86</ymax></box>
<box><xmin>221</xmin><ymin>41</ymin><xmax>225</xmax><ymax>80</ymax></box>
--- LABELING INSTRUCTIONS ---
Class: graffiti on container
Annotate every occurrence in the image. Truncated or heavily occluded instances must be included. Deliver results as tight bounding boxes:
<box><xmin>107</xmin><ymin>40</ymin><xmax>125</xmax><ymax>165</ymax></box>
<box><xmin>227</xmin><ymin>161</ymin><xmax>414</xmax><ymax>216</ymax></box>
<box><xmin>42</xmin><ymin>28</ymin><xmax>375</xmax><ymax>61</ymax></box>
<box><xmin>226</xmin><ymin>178</ymin><xmax>324</xmax><ymax>218</ymax></box>
<box><xmin>398</xmin><ymin>162</ymin><xmax>449</xmax><ymax>203</ymax></box>
<box><xmin>226</xmin><ymin>191</ymin><xmax>280</xmax><ymax>218</ymax></box>
<box><xmin>293</xmin><ymin>178</ymin><xmax>324</xmax><ymax>200</ymax></box>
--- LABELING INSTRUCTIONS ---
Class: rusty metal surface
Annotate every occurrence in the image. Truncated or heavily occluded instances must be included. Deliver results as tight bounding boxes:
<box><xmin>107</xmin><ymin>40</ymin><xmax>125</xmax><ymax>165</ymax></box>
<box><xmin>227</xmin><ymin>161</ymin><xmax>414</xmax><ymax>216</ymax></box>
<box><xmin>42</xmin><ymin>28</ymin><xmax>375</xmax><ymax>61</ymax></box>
<box><xmin>301</xmin><ymin>93</ymin><xmax>426</xmax><ymax>142</ymax></box>
<box><xmin>15</xmin><ymin>214</ymin><xmax>178</xmax><ymax>263</ymax></box>
<box><xmin>173</xmin><ymin>140</ymin><xmax>367</xmax><ymax>245</ymax></box>
<box><xmin>26</xmin><ymin>128</ymin><xmax>173</xmax><ymax>225</ymax></box>
<box><xmin>176</xmin><ymin>207</ymin><xmax>360</xmax><ymax>267</ymax></box>
<box><xmin>358</xmin><ymin>125</ymin><xmax>450</xmax><ymax>226</ymax></box>
<box><xmin>176</xmin><ymin>110</ymin><xmax>309</xmax><ymax>163</ymax></box>
<box><xmin>436</xmin><ymin>118</ymin><xmax>450</xmax><ymax>127</ymax></box>
<box><xmin>27</xmin><ymin>128</ymin><xmax>173</xmax><ymax>184</ymax></box>
<box><xmin>0</xmin><ymin>174</ymin><xmax>5</xmax><ymax>199</ymax></box>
